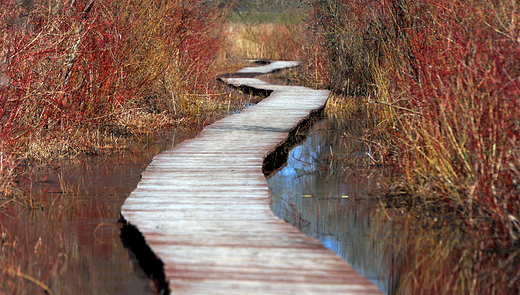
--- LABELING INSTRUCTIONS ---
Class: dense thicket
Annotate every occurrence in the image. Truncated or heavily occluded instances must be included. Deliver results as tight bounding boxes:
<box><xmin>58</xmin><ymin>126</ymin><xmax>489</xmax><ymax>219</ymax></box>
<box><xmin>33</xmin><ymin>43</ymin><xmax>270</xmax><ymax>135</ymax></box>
<box><xmin>310</xmin><ymin>1</ymin><xmax>520</xmax><ymax>293</ymax></box>
<box><xmin>0</xmin><ymin>0</ymin><xmax>228</xmax><ymax>196</ymax></box>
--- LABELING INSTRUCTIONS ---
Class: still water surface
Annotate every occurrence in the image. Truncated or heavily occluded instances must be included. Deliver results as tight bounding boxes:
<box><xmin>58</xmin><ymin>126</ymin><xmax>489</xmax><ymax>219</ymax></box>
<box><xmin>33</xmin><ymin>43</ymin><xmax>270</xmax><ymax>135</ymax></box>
<box><xmin>268</xmin><ymin>118</ymin><xmax>392</xmax><ymax>294</ymax></box>
<box><xmin>2</xmin><ymin>99</ymin><xmax>394</xmax><ymax>294</ymax></box>
<box><xmin>1</xmin><ymin>128</ymin><xmax>202</xmax><ymax>294</ymax></box>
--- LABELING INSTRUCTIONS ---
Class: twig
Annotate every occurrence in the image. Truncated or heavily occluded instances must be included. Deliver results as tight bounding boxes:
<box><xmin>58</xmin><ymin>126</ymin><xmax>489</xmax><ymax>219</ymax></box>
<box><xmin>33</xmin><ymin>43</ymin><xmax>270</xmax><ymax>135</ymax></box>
<box><xmin>8</xmin><ymin>268</ymin><xmax>54</xmax><ymax>295</ymax></box>
<box><xmin>371</xmin><ymin>100</ymin><xmax>422</xmax><ymax>115</ymax></box>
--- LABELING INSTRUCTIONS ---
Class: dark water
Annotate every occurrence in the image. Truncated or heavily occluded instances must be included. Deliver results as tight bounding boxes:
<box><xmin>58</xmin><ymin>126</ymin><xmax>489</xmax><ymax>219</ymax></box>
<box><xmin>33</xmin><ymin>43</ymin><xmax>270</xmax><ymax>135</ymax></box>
<box><xmin>267</xmin><ymin>118</ymin><xmax>392</xmax><ymax>294</ymax></box>
<box><xmin>0</xmin><ymin>128</ymin><xmax>202</xmax><ymax>295</ymax></box>
<box><xmin>2</xmin><ymin>75</ymin><xmax>394</xmax><ymax>294</ymax></box>
<box><xmin>1</xmin><ymin>78</ymin><xmax>499</xmax><ymax>294</ymax></box>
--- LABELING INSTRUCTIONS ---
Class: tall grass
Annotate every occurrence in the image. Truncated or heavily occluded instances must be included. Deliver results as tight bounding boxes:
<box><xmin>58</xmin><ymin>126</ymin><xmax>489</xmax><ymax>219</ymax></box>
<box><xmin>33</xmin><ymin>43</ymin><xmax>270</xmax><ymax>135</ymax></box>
<box><xmin>306</xmin><ymin>0</ymin><xmax>389</xmax><ymax>94</ymax></box>
<box><xmin>222</xmin><ymin>2</ymin><xmax>305</xmax><ymax>63</ymax></box>
<box><xmin>0</xmin><ymin>0</ymin><xmax>229</xmax><ymax>198</ymax></box>
<box><xmin>393</xmin><ymin>0</ymin><xmax>519</xmax><ymax>251</ymax></box>
<box><xmin>310</xmin><ymin>0</ymin><xmax>520</xmax><ymax>292</ymax></box>
<box><xmin>223</xmin><ymin>22</ymin><xmax>302</xmax><ymax>61</ymax></box>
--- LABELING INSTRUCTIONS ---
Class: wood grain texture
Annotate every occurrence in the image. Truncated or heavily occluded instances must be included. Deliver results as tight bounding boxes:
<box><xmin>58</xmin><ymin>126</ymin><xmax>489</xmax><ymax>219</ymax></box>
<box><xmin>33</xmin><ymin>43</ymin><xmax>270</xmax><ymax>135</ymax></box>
<box><xmin>121</xmin><ymin>61</ymin><xmax>383</xmax><ymax>294</ymax></box>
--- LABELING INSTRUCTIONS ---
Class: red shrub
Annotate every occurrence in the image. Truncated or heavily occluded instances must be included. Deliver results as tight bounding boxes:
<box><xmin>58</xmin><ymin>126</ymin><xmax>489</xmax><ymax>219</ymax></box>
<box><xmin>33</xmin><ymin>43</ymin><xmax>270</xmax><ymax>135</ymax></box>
<box><xmin>0</xmin><ymin>0</ymin><xmax>226</xmax><ymax>195</ymax></box>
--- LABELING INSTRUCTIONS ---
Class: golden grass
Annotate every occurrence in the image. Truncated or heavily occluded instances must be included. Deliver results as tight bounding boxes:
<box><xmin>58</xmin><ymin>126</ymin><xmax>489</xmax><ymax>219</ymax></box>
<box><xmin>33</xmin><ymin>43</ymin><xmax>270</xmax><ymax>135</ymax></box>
<box><xmin>222</xmin><ymin>22</ymin><xmax>303</xmax><ymax>61</ymax></box>
<box><xmin>324</xmin><ymin>94</ymin><xmax>358</xmax><ymax>119</ymax></box>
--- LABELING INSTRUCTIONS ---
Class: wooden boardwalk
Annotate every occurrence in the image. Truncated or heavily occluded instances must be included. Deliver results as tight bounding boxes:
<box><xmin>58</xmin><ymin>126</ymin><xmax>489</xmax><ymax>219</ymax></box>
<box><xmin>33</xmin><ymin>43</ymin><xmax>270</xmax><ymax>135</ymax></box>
<box><xmin>121</xmin><ymin>61</ymin><xmax>382</xmax><ymax>294</ymax></box>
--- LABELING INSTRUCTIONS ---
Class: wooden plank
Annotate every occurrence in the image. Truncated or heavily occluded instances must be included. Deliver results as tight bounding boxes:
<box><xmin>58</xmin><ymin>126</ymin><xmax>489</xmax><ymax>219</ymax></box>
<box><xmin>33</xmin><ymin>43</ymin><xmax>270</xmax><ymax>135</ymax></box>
<box><xmin>121</xmin><ymin>61</ymin><xmax>382</xmax><ymax>294</ymax></box>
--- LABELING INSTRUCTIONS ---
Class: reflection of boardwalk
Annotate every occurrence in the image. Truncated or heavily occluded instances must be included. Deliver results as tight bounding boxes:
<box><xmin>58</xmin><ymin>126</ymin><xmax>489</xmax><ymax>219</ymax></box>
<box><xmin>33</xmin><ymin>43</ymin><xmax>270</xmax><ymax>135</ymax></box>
<box><xmin>120</xmin><ymin>61</ymin><xmax>382</xmax><ymax>294</ymax></box>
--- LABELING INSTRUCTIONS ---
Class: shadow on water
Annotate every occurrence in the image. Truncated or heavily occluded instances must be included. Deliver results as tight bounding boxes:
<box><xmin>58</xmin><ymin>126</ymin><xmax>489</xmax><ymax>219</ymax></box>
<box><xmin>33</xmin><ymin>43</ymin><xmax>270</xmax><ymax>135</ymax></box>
<box><xmin>267</xmin><ymin>117</ymin><xmax>394</xmax><ymax>294</ymax></box>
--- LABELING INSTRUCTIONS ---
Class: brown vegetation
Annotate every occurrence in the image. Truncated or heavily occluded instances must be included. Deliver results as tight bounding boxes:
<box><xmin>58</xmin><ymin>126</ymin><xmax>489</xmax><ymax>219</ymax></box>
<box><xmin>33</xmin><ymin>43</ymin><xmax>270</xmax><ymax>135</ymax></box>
<box><xmin>0</xmin><ymin>0</ymin><xmax>237</xmax><ymax>199</ymax></box>
<box><xmin>308</xmin><ymin>0</ymin><xmax>520</xmax><ymax>293</ymax></box>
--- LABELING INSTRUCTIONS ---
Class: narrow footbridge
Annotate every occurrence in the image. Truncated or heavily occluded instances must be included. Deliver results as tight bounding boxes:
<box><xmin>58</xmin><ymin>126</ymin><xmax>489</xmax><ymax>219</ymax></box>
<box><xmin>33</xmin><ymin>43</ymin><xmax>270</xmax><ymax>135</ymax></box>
<box><xmin>121</xmin><ymin>61</ymin><xmax>382</xmax><ymax>294</ymax></box>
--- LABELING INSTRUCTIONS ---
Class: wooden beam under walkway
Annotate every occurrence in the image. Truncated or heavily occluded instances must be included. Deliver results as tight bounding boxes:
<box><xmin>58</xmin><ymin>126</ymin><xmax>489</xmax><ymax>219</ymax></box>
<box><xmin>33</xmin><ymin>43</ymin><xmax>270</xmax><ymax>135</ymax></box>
<box><xmin>121</xmin><ymin>61</ymin><xmax>382</xmax><ymax>294</ymax></box>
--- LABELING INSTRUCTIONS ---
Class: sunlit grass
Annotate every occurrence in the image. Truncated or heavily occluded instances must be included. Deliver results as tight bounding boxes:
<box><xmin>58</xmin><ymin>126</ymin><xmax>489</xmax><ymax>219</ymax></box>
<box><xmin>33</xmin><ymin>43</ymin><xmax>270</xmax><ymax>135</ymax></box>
<box><xmin>222</xmin><ymin>22</ymin><xmax>303</xmax><ymax>61</ymax></box>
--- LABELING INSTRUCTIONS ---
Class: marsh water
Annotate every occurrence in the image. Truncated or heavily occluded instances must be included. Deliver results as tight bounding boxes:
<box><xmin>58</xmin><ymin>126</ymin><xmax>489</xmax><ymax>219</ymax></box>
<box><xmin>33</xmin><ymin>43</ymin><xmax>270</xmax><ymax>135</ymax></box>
<box><xmin>1</xmin><ymin>127</ymin><xmax>203</xmax><ymax>294</ymax></box>
<box><xmin>2</xmin><ymin>111</ymin><xmax>396</xmax><ymax>294</ymax></box>
<box><xmin>1</xmin><ymin>67</ymin><xmax>404</xmax><ymax>294</ymax></box>
<box><xmin>267</xmin><ymin>117</ymin><xmax>393</xmax><ymax>293</ymax></box>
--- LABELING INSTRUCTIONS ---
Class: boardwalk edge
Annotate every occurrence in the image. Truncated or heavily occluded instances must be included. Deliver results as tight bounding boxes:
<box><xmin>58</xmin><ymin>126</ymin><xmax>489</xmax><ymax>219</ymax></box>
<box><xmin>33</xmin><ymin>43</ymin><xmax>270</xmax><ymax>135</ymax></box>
<box><xmin>118</xmin><ymin>216</ymin><xmax>170</xmax><ymax>295</ymax></box>
<box><xmin>263</xmin><ymin>105</ymin><xmax>326</xmax><ymax>177</ymax></box>
<box><xmin>119</xmin><ymin>61</ymin><xmax>383</xmax><ymax>294</ymax></box>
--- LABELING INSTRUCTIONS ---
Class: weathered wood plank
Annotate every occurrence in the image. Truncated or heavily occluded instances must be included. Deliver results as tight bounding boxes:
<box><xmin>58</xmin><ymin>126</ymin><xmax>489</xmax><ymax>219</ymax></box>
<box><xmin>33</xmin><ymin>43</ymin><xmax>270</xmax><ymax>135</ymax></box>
<box><xmin>120</xmin><ymin>61</ymin><xmax>382</xmax><ymax>294</ymax></box>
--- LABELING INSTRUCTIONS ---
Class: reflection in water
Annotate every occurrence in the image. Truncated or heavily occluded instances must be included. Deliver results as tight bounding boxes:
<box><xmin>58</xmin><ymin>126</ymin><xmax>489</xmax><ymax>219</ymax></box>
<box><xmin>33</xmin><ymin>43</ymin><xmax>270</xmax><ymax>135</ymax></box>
<box><xmin>267</xmin><ymin>118</ymin><xmax>393</xmax><ymax>294</ymax></box>
<box><xmin>1</xmin><ymin>92</ymin><xmax>262</xmax><ymax>294</ymax></box>
<box><xmin>0</xmin><ymin>127</ymin><xmax>201</xmax><ymax>294</ymax></box>
<box><xmin>267</xmin><ymin>115</ymin><xmax>516</xmax><ymax>294</ymax></box>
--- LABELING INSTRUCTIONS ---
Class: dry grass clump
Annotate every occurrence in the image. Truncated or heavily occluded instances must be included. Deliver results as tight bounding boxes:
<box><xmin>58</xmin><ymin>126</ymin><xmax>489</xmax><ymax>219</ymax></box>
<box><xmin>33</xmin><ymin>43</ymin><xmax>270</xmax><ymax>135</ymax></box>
<box><xmin>304</xmin><ymin>0</ymin><xmax>393</xmax><ymax>95</ymax></box>
<box><xmin>325</xmin><ymin>94</ymin><xmax>359</xmax><ymax>120</ymax></box>
<box><xmin>0</xmin><ymin>0</ymin><xmax>231</xmax><ymax>199</ymax></box>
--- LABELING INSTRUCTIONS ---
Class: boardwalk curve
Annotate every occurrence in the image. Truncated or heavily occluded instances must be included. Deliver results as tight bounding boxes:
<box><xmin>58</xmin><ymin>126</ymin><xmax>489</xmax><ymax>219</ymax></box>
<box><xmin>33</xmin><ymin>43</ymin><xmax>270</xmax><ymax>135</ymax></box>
<box><xmin>121</xmin><ymin>61</ymin><xmax>382</xmax><ymax>294</ymax></box>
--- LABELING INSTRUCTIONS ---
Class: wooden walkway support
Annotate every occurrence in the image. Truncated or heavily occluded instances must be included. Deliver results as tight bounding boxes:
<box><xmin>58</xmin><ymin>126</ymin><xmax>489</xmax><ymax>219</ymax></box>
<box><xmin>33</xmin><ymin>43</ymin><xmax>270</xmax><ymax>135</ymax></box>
<box><xmin>121</xmin><ymin>61</ymin><xmax>382</xmax><ymax>294</ymax></box>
